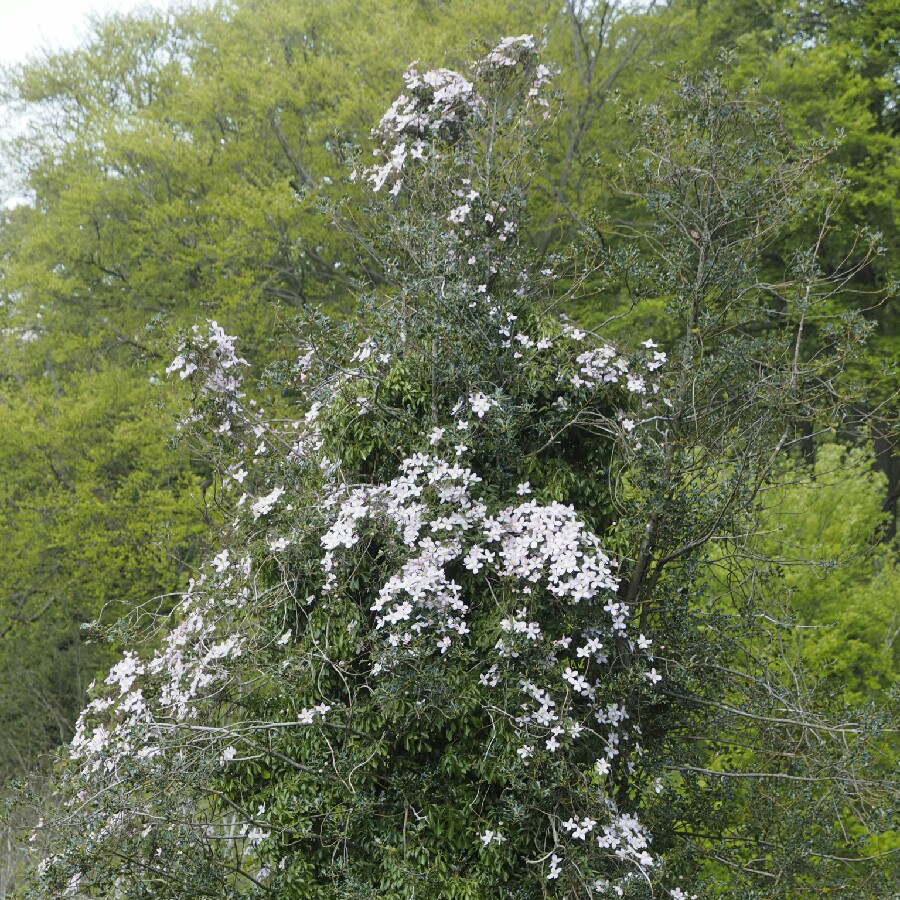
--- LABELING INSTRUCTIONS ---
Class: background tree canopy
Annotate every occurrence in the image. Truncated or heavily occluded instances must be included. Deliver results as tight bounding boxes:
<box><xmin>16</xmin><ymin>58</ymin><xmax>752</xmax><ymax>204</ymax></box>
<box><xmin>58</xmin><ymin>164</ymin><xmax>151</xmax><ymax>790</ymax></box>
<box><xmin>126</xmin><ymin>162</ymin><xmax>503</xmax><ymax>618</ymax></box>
<box><xmin>0</xmin><ymin>1</ymin><xmax>896</xmax><ymax>897</ymax></box>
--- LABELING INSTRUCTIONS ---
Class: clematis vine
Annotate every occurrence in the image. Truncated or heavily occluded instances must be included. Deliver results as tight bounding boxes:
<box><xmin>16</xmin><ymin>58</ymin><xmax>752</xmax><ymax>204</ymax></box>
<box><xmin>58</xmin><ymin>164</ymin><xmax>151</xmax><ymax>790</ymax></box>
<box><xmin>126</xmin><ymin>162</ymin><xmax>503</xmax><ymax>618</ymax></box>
<box><xmin>31</xmin><ymin>36</ymin><xmax>688</xmax><ymax>900</ymax></box>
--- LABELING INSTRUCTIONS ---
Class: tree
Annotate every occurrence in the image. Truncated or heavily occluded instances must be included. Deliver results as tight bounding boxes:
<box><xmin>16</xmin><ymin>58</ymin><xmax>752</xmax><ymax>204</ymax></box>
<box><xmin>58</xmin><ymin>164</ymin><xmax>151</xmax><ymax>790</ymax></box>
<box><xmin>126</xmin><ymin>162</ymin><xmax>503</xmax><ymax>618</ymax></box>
<box><xmin>0</xmin><ymin>362</ymin><xmax>207</xmax><ymax>775</ymax></box>
<box><xmin>13</xmin><ymin>38</ymin><xmax>897</xmax><ymax>900</ymax></box>
<box><xmin>0</xmin><ymin>0</ymin><xmax>670</xmax><ymax>804</ymax></box>
<box><xmin>661</xmin><ymin>0</ymin><xmax>900</xmax><ymax>529</ymax></box>
<box><xmin>589</xmin><ymin>74</ymin><xmax>898</xmax><ymax>894</ymax></box>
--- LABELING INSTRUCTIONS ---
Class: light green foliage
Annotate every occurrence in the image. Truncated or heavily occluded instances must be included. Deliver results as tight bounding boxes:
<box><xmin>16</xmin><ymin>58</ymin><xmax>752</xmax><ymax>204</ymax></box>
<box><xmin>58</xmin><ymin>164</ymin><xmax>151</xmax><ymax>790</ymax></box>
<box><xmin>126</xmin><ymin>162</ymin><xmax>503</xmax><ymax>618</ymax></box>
<box><xmin>2</xmin><ymin>0</ymin><xmax>555</xmax><ymax>344</ymax></box>
<box><xmin>0</xmin><ymin>356</ymin><xmax>206</xmax><ymax>776</ymax></box>
<box><xmin>1</xmin><ymin>0</ymin><xmax>679</xmax><ymax>347</ymax></box>
<box><xmin>759</xmin><ymin>444</ymin><xmax>900</xmax><ymax>703</ymax></box>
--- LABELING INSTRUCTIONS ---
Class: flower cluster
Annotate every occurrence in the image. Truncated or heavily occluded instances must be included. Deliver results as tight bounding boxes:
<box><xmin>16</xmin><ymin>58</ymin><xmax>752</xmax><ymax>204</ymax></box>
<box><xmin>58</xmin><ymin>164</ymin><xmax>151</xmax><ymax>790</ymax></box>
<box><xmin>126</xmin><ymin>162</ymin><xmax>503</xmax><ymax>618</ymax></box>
<box><xmin>322</xmin><ymin>452</ymin><xmax>621</xmax><ymax>654</ymax></box>
<box><xmin>315</xmin><ymin>448</ymin><xmax>663</xmax><ymax>886</ymax></box>
<box><xmin>367</xmin><ymin>66</ymin><xmax>480</xmax><ymax>193</ymax></box>
<box><xmin>484</xmin><ymin>33</ymin><xmax>537</xmax><ymax>67</ymax></box>
<box><xmin>166</xmin><ymin>320</ymin><xmax>248</xmax><ymax>400</ymax></box>
<box><xmin>478</xmin><ymin>33</ymin><xmax>553</xmax><ymax>116</ymax></box>
<box><xmin>70</xmin><ymin>573</ymin><xmax>248</xmax><ymax>772</ymax></box>
<box><xmin>366</xmin><ymin>34</ymin><xmax>553</xmax><ymax>194</ymax></box>
<box><xmin>571</xmin><ymin>341</ymin><xmax>666</xmax><ymax>395</ymax></box>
